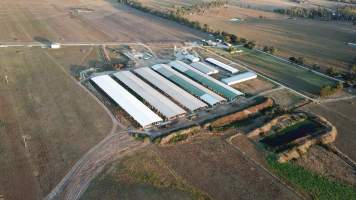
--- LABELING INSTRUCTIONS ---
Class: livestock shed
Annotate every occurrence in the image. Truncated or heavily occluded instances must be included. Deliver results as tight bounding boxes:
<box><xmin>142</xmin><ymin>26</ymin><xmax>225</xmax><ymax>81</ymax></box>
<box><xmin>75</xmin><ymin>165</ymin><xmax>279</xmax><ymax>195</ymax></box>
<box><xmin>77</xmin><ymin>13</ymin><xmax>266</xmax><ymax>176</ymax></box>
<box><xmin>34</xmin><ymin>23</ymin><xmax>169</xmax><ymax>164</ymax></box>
<box><xmin>134</xmin><ymin>67</ymin><xmax>207</xmax><ymax>111</ymax></box>
<box><xmin>91</xmin><ymin>75</ymin><xmax>162</xmax><ymax>128</ymax></box>
<box><xmin>185</xmin><ymin>54</ymin><xmax>200</xmax><ymax>63</ymax></box>
<box><xmin>151</xmin><ymin>64</ymin><xmax>225</xmax><ymax>106</ymax></box>
<box><xmin>205</xmin><ymin>58</ymin><xmax>239</xmax><ymax>74</ymax></box>
<box><xmin>190</xmin><ymin>62</ymin><xmax>219</xmax><ymax>75</ymax></box>
<box><xmin>113</xmin><ymin>71</ymin><xmax>186</xmax><ymax>119</ymax></box>
<box><xmin>222</xmin><ymin>72</ymin><xmax>257</xmax><ymax>85</ymax></box>
<box><xmin>169</xmin><ymin>61</ymin><xmax>243</xmax><ymax>101</ymax></box>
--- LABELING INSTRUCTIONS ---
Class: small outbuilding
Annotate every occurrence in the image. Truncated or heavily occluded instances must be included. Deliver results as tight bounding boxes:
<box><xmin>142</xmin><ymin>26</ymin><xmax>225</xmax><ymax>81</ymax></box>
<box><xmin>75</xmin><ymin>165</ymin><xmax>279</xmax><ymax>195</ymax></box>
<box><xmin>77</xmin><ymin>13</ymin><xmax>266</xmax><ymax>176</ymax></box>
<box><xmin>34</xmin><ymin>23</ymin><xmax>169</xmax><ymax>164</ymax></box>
<box><xmin>50</xmin><ymin>43</ymin><xmax>61</xmax><ymax>49</ymax></box>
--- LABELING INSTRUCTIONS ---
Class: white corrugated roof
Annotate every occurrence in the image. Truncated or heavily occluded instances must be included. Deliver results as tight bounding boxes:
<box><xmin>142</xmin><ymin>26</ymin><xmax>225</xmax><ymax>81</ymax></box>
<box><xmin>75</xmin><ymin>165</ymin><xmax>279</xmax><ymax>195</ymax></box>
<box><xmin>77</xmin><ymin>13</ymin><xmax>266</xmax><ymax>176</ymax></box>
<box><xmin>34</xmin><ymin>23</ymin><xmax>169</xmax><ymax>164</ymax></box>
<box><xmin>190</xmin><ymin>62</ymin><xmax>219</xmax><ymax>75</ymax></box>
<box><xmin>222</xmin><ymin>72</ymin><xmax>257</xmax><ymax>85</ymax></box>
<box><xmin>170</xmin><ymin>60</ymin><xmax>244</xmax><ymax>97</ymax></box>
<box><xmin>91</xmin><ymin>75</ymin><xmax>162</xmax><ymax>127</ymax></box>
<box><xmin>205</xmin><ymin>58</ymin><xmax>239</xmax><ymax>74</ymax></box>
<box><xmin>153</xmin><ymin>64</ymin><xmax>225</xmax><ymax>105</ymax></box>
<box><xmin>134</xmin><ymin>67</ymin><xmax>207</xmax><ymax>111</ymax></box>
<box><xmin>113</xmin><ymin>71</ymin><xmax>186</xmax><ymax>119</ymax></box>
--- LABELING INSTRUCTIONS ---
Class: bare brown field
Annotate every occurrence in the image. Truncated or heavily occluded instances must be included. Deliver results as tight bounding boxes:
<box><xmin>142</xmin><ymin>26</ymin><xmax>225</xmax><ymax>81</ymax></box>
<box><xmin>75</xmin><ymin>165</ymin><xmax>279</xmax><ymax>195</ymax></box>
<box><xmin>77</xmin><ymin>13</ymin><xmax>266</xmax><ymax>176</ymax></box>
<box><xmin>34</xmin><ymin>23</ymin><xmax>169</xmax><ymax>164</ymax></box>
<box><xmin>189</xmin><ymin>5</ymin><xmax>356</xmax><ymax>71</ymax></box>
<box><xmin>0</xmin><ymin>0</ymin><xmax>204</xmax><ymax>43</ymax></box>
<box><xmin>83</xmin><ymin>135</ymin><xmax>302</xmax><ymax>200</ymax></box>
<box><xmin>231</xmin><ymin>77</ymin><xmax>277</xmax><ymax>96</ymax></box>
<box><xmin>265</xmin><ymin>88</ymin><xmax>309</xmax><ymax>109</ymax></box>
<box><xmin>81</xmin><ymin>147</ymin><xmax>209</xmax><ymax>200</ymax></box>
<box><xmin>155</xmin><ymin>135</ymin><xmax>302</xmax><ymax>200</ymax></box>
<box><xmin>0</xmin><ymin>47</ymin><xmax>113</xmax><ymax>200</ymax></box>
<box><xmin>301</xmin><ymin>99</ymin><xmax>356</xmax><ymax>161</ymax></box>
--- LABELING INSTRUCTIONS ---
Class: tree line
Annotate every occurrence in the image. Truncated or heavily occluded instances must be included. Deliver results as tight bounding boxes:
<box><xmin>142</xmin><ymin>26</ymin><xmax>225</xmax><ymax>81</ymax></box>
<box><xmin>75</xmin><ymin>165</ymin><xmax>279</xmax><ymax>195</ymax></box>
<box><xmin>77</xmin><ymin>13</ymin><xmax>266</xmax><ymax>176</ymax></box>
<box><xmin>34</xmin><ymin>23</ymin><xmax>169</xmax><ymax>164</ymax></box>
<box><xmin>274</xmin><ymin>6</ymin><xmax>356</xmax><ymax>24</ymax></box>
<box><xmin>175</xmin><ymin>0</ymin><xmax>227</xmax><ymax>16</ymax></box>
<box><xmin>117</xmin><ymin>0</ymin><xmax>255</xmax><ymax>47</ymax></box>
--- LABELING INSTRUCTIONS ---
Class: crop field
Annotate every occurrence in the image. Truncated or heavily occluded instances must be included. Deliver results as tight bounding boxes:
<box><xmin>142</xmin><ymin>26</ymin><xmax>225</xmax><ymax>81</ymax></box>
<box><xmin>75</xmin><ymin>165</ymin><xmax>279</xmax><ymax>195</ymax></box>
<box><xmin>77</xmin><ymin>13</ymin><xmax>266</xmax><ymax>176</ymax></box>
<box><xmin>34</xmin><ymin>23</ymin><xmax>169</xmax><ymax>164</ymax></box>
<box><xmin>0</xmin><ymin>0</ymin><xmax>204</xmax><ymax>43</ymax></box>
<box><xmin>302</xmin><ymin>100</ymin><xmax>356</xmax><ymax>161</ymax></box>
<box><xmin>204</xmin><ymin>47</ymin><xmax>337</xmax><ymax>97</ymax></box>
<box><xmin>188</xmin><ymin>5</ymin><xmax>356</xmax><ymax>71</ymax></box>
<box><xmin>0</xmin><ymin>47</ymin><xmax>113</xmax><ymax>200</ymax></box>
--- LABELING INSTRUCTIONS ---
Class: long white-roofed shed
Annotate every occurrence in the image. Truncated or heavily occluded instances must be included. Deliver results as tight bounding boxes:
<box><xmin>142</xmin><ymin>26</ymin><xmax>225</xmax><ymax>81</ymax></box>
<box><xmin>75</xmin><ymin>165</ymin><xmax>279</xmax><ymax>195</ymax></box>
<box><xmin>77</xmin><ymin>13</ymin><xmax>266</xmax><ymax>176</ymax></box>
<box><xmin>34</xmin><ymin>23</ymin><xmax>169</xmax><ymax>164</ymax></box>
<box><xmin>151</xmin><ymin>64</ymin><xmax>225</xmax><ymax>106</ymax></box>
<box><xmin>113</xmin><ymin>71</ymin><xmax>186</xmax><ymax>119</ymax></box>
<box><xmin>190</xmin><ymin>62</ymin><xmax>219</xmax><ymax>75</ymax></box>
<box><xmin>91</xmin><ymin>75</ymin><xmax>162</xmax><ymax>128</ymax></box>
<box><xmin>134</xmin><ymin>67</ymin><xmax>207</xmax><ymax>111</ymax></box>
<box><xmin>221</xmin><ymin>72</ymin><xmax>257</xmax><ymax>85</ymax></box>
<box><xmin>205</xmin><ymin>58</ymin><xmax>239</xmax><ymax>74</ymax></box>
<box><xmin>169</xmin><ymin>61</ymin><xmax>243</xmax><ymax>101</ymax></box>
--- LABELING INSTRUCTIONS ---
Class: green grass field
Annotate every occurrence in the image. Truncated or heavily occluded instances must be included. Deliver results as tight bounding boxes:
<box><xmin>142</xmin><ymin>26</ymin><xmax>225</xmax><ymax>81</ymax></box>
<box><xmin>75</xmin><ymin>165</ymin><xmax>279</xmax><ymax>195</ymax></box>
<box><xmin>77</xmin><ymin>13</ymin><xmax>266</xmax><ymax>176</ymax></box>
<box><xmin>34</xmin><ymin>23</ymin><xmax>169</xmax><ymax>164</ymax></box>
<box><xmin>267</xmin><ymin>155</ymin><xmax>356</xmax><ymax>200</ymax></box>
<box><xmin>234</xmin><ymin>47</ymin><xmax>337</xmax><ymax>97</ymax></box>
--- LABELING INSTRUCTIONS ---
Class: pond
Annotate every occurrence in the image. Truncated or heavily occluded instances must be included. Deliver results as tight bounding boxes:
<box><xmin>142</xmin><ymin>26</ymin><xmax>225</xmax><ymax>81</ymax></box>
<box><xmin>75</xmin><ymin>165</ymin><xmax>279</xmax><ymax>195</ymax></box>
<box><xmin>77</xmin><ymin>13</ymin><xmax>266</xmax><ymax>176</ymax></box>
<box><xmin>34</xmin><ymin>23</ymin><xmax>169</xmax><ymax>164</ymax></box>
<box><xmin>260</xmin><ymin>119</ymin><xmax>325</xmax><ymax>149</ymax></box>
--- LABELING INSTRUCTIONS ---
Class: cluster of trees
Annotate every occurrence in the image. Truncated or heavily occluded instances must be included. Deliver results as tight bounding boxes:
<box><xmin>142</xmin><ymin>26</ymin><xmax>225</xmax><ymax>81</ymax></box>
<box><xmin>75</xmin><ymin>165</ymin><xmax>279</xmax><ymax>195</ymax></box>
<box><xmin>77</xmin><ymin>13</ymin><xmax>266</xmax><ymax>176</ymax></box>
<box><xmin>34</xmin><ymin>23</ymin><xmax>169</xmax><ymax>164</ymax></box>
<box><xmin>274</xmin><ymin>6</ymin><xmax>356</xmax><ymax>23</ymax></box>
<box><xmin>289</xmin><ymin>56</ymin><xmax>305</xmax><ymax>65</ymax></box>
<box><xmin>320</xmin><ymin>83</ymin><xmax>343</xmax><ymax>97</ymax></box>
<box><xmin>263</xmin><ymin>46</ymin><xmax>277</xmax><ymax>55</ymax></box>
<box><xmin>219</xmin><ymin>31</ymin><xmax>249</xmax><ymax>45</ymax></box>
<box><xmin>175</xmin><ymin>0</ymin><xmax>227</xmax><ymax>16</ymax></box>
<box><xmin>326</xmin><ymin>58</ymin><xmax>356</xmax><ymax>86</ymax></box>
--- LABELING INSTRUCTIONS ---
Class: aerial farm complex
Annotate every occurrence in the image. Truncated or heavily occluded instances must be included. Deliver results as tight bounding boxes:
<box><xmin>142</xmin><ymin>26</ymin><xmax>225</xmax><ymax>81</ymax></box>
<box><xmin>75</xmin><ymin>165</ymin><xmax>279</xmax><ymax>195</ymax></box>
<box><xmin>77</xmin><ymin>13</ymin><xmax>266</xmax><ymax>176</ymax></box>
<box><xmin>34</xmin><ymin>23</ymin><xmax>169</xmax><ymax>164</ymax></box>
<box><xmin>1</xmin><ymin>0</ymin><xmax>355</xmax><ymax>200</ymax></box>
<box><xmin>90</xmin><ymin>56</ymin><xmax>250</xmax><ymax>130</ymax></box>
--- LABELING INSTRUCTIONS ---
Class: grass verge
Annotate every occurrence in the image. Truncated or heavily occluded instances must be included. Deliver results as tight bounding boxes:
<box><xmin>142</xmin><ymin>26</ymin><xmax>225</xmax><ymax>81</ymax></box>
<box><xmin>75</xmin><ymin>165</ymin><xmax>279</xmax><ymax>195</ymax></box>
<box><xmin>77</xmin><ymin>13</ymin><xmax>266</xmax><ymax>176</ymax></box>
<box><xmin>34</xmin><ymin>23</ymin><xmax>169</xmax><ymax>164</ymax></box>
<box><xmin>266</xmin><ymin>155</ymin><xmax>356</xmax><ymax>200</ymax></box>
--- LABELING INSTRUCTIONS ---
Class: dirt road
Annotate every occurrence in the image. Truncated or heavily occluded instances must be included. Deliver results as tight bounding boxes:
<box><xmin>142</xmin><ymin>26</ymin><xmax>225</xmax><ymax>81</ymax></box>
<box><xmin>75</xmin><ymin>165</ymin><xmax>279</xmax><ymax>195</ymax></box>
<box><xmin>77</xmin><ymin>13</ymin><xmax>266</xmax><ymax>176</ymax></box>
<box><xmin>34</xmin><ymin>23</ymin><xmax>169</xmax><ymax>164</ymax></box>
<box><xmin>44</xmin><ymin>132</ymin><xmax>147</xmax><ymax>200</ymax></box>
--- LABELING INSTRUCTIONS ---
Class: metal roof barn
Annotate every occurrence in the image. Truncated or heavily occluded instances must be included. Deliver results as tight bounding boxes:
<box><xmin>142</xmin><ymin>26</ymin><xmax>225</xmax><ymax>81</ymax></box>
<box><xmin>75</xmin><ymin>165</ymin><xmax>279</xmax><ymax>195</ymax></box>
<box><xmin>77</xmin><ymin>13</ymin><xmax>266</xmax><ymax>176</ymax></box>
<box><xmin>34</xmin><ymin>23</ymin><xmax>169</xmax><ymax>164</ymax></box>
<box><xmin>185</xmin><ymin>54</ymin><xmax>200</xmax><ymax>63</ymax></box>
<box><xmin>205</xmin><ymin>58</ymin><xmax>239</xmax><ymax>74</ymax></box>
<box><xmin>113</xmin><ymin>71</ymin><xmax>186</xmax><ymax>119</ymax></box>
<box><xmin>91</xmin><ymin>75</ymin><xmax>162</xmax><ymax>128</ymax></box>
<box><xmin>222</xmin><ymin>72</ymin><xmax>257</xmax><ymax>85</ymax></box>
<box><xmin>169</xmin><ymin>61</ymin><xmax>243</xmax><ymax>101</ymax></box>
<box><xmin>134</xmin><ymin>67</ymin><xmax>207</xmax><ymax>111</ymax></box>
<box><xmin>190</xmin><ymin>62</ymin><xmax>219</xmax><ymax>75</ymax></box>
<box><xmin>151</xmin><ymin>64</ymin><xmax>225</xmax><ymax>106</ymax></box>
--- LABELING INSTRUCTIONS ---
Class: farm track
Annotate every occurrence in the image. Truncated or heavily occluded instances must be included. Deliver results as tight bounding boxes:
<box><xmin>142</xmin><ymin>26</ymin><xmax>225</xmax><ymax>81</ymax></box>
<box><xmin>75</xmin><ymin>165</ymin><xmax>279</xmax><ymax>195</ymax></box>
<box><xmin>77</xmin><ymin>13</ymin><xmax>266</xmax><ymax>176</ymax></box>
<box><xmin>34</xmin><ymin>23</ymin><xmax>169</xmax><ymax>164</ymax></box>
<box><xmin>45</xmin><ymin>132</ymin><xmax>147</xmax><ymax>200</ymax></box>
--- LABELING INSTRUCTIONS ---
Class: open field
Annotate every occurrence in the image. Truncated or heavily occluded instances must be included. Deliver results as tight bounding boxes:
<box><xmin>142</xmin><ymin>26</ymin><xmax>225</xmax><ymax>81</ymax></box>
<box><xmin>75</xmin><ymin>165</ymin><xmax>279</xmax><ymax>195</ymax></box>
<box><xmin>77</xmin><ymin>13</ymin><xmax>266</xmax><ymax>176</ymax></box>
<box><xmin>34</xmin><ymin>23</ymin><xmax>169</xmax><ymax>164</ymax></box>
<box><xmin>83</xmin><ymin>135</ymin><xmax>302</xmax><ymax>200</ymax></box>
<box><xmin>188</xmin><ymin>5</ymin><xmax>356</xmax><ymax>71</ymax></box>
<box><xmin>302</xmin><ymin>100</ymin><xmax>356</xmax><ymax>161</ymax></box>
<box><xmin>0</xmin><ymin>0</ymin><xmax>204</xmax><ymax>43</ymax></box>
<box><xmin>0</xmin><ymin>47</ymin><xmax>113</xmax><ymax>200</ymax></box>
<box><xmin>230</xmin><ymin>0</ymin><xmax>355</xmax><ymax>11</ymax></box>
<box><xmin>294</xmin><ymin>145</ymin><xmax>356</xmax><ymax>187</ymax></box>
<box><xmin>81</xmin><ymin>148</ymin><xmax>208</xmax><ymax>200</ymax></box>
<box><xmin>200</xmin><ymin>47</ymin><xmax>337</xmax><ymax>97</ymax></box>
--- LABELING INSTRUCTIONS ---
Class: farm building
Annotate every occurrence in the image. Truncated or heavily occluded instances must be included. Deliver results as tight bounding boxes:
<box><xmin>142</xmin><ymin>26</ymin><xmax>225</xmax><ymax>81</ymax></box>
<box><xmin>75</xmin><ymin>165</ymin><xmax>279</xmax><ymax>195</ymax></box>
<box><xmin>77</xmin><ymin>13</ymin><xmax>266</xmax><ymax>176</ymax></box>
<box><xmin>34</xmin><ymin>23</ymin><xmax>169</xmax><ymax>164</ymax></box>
<box><xmin>185</xmin><ymin>54</ymin><xmax>200</xmax><ymax>63</ymax></box>
<box><xmin>91</xmin><ymin>75</ymin><xmax>162</xmax><ymax>128</ymax></box>
<box><xmin>190</xmin><ymin>62</ymin><xmax>219</xmax><ymax>75</ymax></box>
<box><xmin>134</xmin><ymin>67</ymin><xmax>207</xmax><ymax>111</ymax></box>
<box><xmin>169</xmin><ymin>61</ymin><xmax>243</xmax><ymax>101</ymax></box>
<box><xmin>113</xmin><ymin>71</ymin><xmax>186</xmax><ymax>119</ymax></box>
<box><xmin>205</xmin><ymin>58</ymin><xmax>239</xmax><ymax>74</ymax></box>
<box><xmin>50</xmin><ymin>43</ymin><xmax>61</xmax><ymax>49</ymax></box>
<box><xmin>151</xmin><ymin>64</ymin><xmax>225</xmax><ymax>106</ymax></box>
<box><xmin>222</xmin><ymin>72</ymin><xmax>258</xmax><ymax>85</ymax></box>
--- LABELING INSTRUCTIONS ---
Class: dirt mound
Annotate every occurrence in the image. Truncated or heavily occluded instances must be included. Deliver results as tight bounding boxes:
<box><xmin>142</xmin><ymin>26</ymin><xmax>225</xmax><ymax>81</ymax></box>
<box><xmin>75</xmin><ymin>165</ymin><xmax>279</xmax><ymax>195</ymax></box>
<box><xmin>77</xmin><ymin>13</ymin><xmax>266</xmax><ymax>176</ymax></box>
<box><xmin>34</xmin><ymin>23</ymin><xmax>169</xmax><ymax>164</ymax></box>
<box><xmin>210</xmin><ymin>98</ymin><xmax>273</xmax><ymax>128</ymax></box>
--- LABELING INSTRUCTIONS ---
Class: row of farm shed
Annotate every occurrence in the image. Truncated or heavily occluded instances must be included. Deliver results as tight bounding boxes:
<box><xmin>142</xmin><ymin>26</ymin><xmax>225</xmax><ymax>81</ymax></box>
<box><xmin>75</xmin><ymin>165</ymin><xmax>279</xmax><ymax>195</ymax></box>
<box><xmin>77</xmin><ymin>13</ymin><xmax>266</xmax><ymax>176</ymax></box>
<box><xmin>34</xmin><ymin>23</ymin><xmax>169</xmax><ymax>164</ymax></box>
<box><xmin>91</xmin><ymin>58</ymin><xmax>256</xmax><ymax>128</ymax></box>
